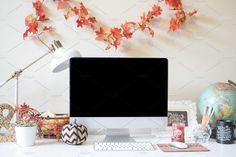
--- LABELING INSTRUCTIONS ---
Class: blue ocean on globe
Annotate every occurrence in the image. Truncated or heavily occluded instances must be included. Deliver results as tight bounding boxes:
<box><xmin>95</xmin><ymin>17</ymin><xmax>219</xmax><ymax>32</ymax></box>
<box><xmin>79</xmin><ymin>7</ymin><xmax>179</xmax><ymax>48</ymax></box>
<box><xmin>198</xmin><ymin>82</ymin><xmax>236</xmax><ymax>126</ymax></box>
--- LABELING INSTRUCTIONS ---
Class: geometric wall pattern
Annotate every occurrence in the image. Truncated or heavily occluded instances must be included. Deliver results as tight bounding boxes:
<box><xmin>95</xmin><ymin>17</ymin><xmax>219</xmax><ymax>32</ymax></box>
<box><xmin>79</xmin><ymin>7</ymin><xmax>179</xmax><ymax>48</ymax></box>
<box><xmin>0</xmin><ymin>0</ymin><xmax>236</xmax><ymax>113</ymax></box>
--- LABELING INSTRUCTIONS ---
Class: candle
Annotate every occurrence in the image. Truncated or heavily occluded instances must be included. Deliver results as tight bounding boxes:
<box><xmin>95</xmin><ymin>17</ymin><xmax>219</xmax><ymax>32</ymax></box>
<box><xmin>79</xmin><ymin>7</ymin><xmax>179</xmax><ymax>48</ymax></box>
<box><xmin>171</xmin><ymin>123</ymin><xmax>185</xmax><ymax>142</ymax></box>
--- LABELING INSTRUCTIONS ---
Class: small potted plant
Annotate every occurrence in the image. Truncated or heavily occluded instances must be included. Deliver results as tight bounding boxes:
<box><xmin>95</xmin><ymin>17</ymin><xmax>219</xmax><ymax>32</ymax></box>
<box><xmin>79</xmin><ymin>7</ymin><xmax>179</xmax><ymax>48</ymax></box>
<box><xmin>14</xmin><ymin>102</ymin><xmax>43</xmax><ymax>147</ymax></box>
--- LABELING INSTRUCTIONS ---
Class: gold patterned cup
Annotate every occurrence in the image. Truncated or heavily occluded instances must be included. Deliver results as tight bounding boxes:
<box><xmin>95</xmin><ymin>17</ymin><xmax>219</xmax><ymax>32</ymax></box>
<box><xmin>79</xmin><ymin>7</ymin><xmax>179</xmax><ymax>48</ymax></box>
<box><xmin>41</xmin><ymin>114</ymin><xmax>69</xmax><ymax>139</ymax></box>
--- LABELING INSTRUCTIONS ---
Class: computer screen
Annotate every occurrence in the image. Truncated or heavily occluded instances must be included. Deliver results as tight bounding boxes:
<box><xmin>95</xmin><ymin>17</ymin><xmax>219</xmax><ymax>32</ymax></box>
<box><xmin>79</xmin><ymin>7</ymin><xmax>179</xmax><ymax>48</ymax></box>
<box><xmin>70</xmin><ymin>58</ymin><xmax>168</xmax><ymax>118</ymax></box>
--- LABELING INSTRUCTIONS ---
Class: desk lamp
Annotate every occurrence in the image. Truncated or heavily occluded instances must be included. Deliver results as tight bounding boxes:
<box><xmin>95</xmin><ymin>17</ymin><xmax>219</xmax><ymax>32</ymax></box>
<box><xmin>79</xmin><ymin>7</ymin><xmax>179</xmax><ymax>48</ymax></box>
<box><xmin>0</xmin><ymin>40</ymin><xmax>81</xmax><ymax>105</ymax></box>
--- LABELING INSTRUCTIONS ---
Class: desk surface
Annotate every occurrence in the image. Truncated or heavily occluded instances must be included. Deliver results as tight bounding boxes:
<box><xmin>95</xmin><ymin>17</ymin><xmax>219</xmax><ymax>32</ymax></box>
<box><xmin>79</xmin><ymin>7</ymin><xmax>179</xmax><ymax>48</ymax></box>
<box><xmin>0</xmin><ymin>135</ymin><xmax>235</xmax><ymax>157</ymax></box>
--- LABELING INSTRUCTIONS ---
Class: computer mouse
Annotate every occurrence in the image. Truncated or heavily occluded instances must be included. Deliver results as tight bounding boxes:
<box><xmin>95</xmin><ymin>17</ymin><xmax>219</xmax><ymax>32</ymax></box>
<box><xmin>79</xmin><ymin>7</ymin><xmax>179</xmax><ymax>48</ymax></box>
<box><xmin>169</xmin><ymin>142</ymin><xmax>188</xmax><ymax>149</ymax></box>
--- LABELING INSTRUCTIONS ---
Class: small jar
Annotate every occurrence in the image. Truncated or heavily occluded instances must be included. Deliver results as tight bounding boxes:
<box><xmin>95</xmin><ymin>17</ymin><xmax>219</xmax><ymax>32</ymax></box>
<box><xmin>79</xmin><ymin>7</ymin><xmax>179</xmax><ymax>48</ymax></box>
<box><xmin>216</xmin><ymin>120</ymin><xmax>235</xmax><ymax>144</ymax></box>
<box><xmin>193</xmin><ymin>124</ymin><xmax>212</xmax><ymax>144</ymax></box>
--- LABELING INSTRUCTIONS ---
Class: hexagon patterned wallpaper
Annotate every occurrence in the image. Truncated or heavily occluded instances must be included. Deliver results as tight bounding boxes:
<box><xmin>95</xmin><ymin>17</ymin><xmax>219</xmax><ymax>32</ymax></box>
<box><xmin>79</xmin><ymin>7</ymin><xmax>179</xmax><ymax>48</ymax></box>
<box><xmin>0</xmin><ymin>0</ymin><xmax>236</xmax><ymax>113</ymax></box>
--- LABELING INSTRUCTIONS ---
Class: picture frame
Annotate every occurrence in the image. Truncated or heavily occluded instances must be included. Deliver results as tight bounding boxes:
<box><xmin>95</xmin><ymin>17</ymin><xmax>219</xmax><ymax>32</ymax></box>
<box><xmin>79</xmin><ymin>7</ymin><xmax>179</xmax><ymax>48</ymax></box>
<box><xmin>167</xmin><ymin>100</ymin><xmax>197</xmax><ymax>139</ymax></box>
<box><xmin>168</xmin><ymin>100</ymin><xmax>197</xmax><ymax>127</ymax></box>
<box><xmin>168</xmin><ymin>111</ymin><xmax>188</xmax><ymax>126</ymax></box>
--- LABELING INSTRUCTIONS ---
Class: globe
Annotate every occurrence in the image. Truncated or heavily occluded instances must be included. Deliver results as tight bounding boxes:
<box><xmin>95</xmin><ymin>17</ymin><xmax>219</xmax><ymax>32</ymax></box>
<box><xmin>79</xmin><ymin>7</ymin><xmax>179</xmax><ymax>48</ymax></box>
<box><xmin>198</xmin><ymin>81</ymin><xmax>236</xmax><ymax>127</ymax></box>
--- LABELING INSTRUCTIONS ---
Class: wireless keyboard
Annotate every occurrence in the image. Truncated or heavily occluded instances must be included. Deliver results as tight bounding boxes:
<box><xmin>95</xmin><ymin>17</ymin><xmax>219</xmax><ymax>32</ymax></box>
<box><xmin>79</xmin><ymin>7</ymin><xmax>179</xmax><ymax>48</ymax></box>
<box><xmin>94</xmin><ymin>142</ymin><xmax>155</xmax><ymax>151</ymax></box>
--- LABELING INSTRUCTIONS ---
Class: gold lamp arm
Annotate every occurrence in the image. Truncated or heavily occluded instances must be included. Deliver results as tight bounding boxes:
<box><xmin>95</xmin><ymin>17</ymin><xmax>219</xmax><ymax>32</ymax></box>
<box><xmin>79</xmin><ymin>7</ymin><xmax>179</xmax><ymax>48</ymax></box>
<box><xmin>0</xmin><ymin>40</ymin><xmax>63</xmax><ymax>105</ymax></box>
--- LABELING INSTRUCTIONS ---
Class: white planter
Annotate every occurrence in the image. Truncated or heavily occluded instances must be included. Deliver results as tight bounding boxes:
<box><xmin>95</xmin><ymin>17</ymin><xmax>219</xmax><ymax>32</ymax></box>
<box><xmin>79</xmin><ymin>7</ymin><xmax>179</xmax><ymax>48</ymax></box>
<box><xmin>15</xmin><ymin>126</ymin><xmax>37</xmax><ymax>147</ymax></box>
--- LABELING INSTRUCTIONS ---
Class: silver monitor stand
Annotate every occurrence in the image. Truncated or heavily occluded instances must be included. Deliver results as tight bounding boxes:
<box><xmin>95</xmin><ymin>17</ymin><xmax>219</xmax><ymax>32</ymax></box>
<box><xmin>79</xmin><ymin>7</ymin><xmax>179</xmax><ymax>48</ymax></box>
<box><xmin>104</xmin><ymin>129</ymin><xmax>136</xmax><ymax>142</ymax></box>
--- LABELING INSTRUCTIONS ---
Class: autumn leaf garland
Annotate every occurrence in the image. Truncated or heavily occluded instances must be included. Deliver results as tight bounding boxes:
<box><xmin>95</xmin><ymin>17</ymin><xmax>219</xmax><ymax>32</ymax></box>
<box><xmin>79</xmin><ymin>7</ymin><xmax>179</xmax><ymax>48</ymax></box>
<box><xmin>23</xmin><ymin>0</ymin><xmax>197</xmax><ymax>50</ymax></box>
<box><xmin>23</xmin><ymin>0</ymin><xmax>53</xmax><ymax>39</ymax></box>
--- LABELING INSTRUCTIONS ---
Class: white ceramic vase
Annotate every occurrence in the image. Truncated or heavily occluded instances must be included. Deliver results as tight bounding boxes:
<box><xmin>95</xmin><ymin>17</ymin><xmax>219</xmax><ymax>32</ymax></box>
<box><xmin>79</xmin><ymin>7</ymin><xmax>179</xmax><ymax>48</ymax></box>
<box><xmin>15</xmin><ymin>126</ymin><xmax>37</xmax><ymax>147</ymax></box>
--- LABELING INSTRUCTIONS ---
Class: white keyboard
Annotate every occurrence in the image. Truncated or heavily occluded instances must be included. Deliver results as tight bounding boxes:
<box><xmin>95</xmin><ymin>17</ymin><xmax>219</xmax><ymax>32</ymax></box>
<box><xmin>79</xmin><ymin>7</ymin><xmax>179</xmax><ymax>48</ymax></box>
<box><xmin>94</xmin><ymin>142</ymin><xmax>155</xmax><ymax>151</ymax></box>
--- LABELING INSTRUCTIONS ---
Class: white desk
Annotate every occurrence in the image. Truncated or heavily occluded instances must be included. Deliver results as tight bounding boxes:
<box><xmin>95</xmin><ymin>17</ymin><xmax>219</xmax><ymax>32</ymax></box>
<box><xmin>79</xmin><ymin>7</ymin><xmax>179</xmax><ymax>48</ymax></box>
<box><xmin>0</xmin><ymin>135</ymin><xmax>235</xmax><ymax>157</ymax></box>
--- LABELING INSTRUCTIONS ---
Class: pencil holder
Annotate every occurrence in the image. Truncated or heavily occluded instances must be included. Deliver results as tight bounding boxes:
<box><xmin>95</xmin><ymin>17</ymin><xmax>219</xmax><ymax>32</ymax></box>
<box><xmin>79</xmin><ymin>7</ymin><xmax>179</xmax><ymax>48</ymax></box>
<box><xmin>193</xmin><ymin>124</ymin><xmax>212</xmax><ymax>144</ymax></box>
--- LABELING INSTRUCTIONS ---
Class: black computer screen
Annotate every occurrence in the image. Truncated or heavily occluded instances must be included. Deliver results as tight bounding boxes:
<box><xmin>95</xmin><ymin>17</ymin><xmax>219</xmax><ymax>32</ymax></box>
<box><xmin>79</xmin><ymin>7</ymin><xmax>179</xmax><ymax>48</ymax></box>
<box><xmin>70</xmin><ymin>58</ymin><xmax>168</xmax><ymax>117</ymax></box>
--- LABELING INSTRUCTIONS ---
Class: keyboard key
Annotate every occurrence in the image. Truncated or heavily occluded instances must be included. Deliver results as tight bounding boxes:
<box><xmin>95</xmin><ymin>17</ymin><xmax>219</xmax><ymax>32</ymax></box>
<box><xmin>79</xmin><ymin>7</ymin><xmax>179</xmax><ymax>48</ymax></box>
<box><xmin>94</xmin><ymin>142</ymin><xmax>155</xmax><ymax>151</ymax></box>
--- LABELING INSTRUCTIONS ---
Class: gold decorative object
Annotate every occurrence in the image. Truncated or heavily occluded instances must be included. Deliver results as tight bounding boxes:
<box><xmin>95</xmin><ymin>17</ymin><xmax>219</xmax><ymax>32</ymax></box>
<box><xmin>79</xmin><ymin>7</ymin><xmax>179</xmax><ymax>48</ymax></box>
<box><xmin>41</xmin><ymin>113</ymin><xmax>69</xmax><ymax>139</ymax></box>
<box><xmin>0</xmin><ymin>103</ymin><xmax>15</xmax><ymax>142</ymax></box>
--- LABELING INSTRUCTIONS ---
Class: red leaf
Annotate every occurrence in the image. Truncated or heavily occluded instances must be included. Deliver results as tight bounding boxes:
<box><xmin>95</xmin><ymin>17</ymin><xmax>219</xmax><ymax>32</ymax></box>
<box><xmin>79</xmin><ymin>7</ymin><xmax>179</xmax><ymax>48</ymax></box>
<box><xmin>95</xmin><ymin>27</ymin><xmax>105</xmax><ymax>40</ymax></box>
<box><xmin>57</xmin><ymin>1</ymin><xmax>67</xmax><ymax>10</ymax></box>
<box><xmin>188</xmin><ymin>9</ymin><xmax>197</xmax><ymax>17</ymax></box>
<box><xmin>88</xmin><ymin>17</ymin><xmax>97</xmax><ymax>23</ymax></box>
<box><xmin>32</xmin><ymin>0</ymin><xmax>43</xmax><ymax>10</ymax></box>
<box><xmin>71</xmin><ymin>7</ymin><xmax>80</xmax><ymax>15</ymax></box>
<box><xmin>169</xmin><ymin>18</ymin><xmax>180</xmax><ymax>31</ymax></box>
<box><xmin>139</xmin><ymin>13</ymin><xmax>147</xmax><ymax>31</ymax></box>
<box><xmin>165</xmin><ymin>0</ymin><xmax>181</xmax><ymax>8</ymax></box>
<box><xmin>76</xmin><ymin>17</ymin><xmax>89</xmax><ymax>27</ymax></box>
<box><xmin>23</xmin><ymin>30</ymin><xmax>29</xmax><ymax>39</ymax></box>
<box><xmin>23</xmin><ymin>21</ymin><xmax>38</xmax><ymax>39</ymax></box>
<box><xmin>147</xmin><ymin>11</ymin><xmax>153</xmax><ymax>22</ymax></box>
<box><xmin>90</xmin><ymin>24</ymin><xmax>95</xmax><ymax>30</ymax></box>
<box><xmin>38</xmin><ymin>15</ymin><xmax>48</xmax><ymax>21</ymax></box>
<box><xmin>121</xmin><ymin>22</ymin><xmax>135</xmax><ymax>39</ymax></box>
<box><xmin>28</xmin><ymin>22</ymin><xmax>39</xmax><ymax>33</ymax></box>
<box><xmin>25</xmin><ymin>14</ymin><xmax>36</xmax><ymax>26</ymax></box>
<box><xmin>152</xmin><ymin>5</ymin><xmax>162</xmax><ymax>17</ymax></box>
<box><xmin>36</xmin><ymin>8</ymin><xmax>45</xmax><ymax>18</ymax></box>
<box><xmin>79</xmin><ymin>2</ymin><xmax>88</xmax><ymax>16</ymax></box>
<box><xmin>148</xmin><ymin>27</ymin><xmax>154</xmax><ymax>37</ymax></box>
<box><xmin>110</xmin><ymin>27</ymin><xmax>122</xmax><ymax>39</ymax></box>
<box><xmin>109</xmin><ymin>27</ymin><xmax>122</xmax><ymax>49</ymax></box>
<box><xmin>32</xmin><ymin>0</ymin><xmax>48</xmax><ymax>21</ymax></box>
<box><xmin>113</xmin><ymin>38</ymin><xmax>121</xmax><ymax>49</ymax></box>
<box><xmin>43</xmin><ymin>26</ymin><xmax>54</xmax><ymax>32</ymax></box>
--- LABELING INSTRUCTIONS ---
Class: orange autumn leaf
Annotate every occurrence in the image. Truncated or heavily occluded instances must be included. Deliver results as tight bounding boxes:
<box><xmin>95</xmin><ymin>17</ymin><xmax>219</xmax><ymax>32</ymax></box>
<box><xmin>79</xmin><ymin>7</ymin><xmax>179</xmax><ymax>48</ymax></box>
<box><xmin>79</xmin><ymin>2</ymin><xmax>88</xmax><ymax>16</ymax></box>
<box><xmin>32</xmin><ymin>0</ymin><xmax>48</xmax><ymax>21</ymax></box>
<box><xmin>38</xmin><ymin>15</ymin><xmax>48</xmax><ymax>21</ymax></box>
<box><xmin>71</xmin><ymin>7</ymin><xmax>80</xmax><ymax>15</ymax></box>
<box><xmin>57</xmin><ymin>1</ymin><xmax>67</xmax><ymax>10</ymax></box>
<box><xmin>188</xmin><ymin>9</ymin><xmax>197</xmax><ymax>17</ymax></box>
<box><xmin>110</xmin><ymin>27</ymin><xmax>122</xmax><ymax>39</ymax></box>
<box><xmin>109</xmin><ymin>27</ymin><xmax>122</xmax><ymax>49</ymax></box>
<box><xmin>147</xmin><ymin>27</ymin><xmax>154</xmax><ymax>37</ymax></box>
<box><xmin>88</xmin><ymin>17</ymin><xmax>96</xmax><ymax>23</ymax></box>
<box><xmin>169</xmin><ymin>18</ymin><xmax>180</xmax><ymax>31</ymax></box>
<box><xmin>139</xmin><ymin>13</ymin><xmax>147</xmax><ymax>31</ymax></box>
<box><xmin>25</xmin><ymin>14</ymin><xmax>36</xmax><ymax>26</ymax></box>
<box><xmin>28</xmin><ymin>22</ymin><xmax>39</xmax><ymax>33</ymax></box>
<box><xmin>147</xmin><ymin>11</ymin><xmax>153</xmax><ymax>22</ymax></box>
<box><xmin>121</xmin><ymin>22</ymin><xmax>136</xmax><ymax>39</ymax></box>
<box><xmin>23</xmin><ymin>30</ymin><xmax>29</xmax><ymax>39</ymax></box>
<box><xmin>152</xmin><ymin>5</ymin><xmax>162</xmax><ymax>17</ymax></box>
<box><xmin>23</xmin><ymin>21</ymin><xmax>39</xmax><ymax>38</ymax></box>
<box><xmin>76</xmin><ymin>17</ymin><xmax>89</xmax><ymax>27</ymax></box>
<box><xmin>165</xmin><ymin>0</ymin><xmax>181</xmax><ymax>8</ymax></box>
<box><xmin>43</xmin><ymin>26</ymin><xmax>54</xmax><ymax>32</ymax></box>
<box><xmin>95</xmin><ymin>27</ymin><xmax>105</xmax><ymax>40</ymax></box>
<box><xmin>32</xmin><ymin>0</ymin><xmax>43</xmax><ymax>10</ymax></box>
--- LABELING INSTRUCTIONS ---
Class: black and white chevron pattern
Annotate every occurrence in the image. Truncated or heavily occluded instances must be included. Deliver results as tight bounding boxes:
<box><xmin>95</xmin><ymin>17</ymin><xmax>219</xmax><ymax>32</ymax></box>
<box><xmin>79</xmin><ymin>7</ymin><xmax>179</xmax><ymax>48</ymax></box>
<box><xmin>61</xmin><ymin>123</ymin><xmax>88</xmax><ymax>145</ymax></box>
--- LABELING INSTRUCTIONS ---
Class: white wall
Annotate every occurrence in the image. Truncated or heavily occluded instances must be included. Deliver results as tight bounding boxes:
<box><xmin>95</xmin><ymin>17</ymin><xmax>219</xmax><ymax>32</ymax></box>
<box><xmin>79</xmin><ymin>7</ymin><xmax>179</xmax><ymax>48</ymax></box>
<box><xmin>0</xmin><ymin>0</ymin><xmax>236</xmax><ymax>113</ymax></box>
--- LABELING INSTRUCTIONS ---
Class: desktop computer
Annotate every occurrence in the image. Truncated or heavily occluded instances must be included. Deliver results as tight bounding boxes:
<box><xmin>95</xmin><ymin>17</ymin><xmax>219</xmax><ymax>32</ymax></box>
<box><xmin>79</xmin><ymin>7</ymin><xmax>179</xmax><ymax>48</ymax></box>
<box><xmin>69</xmin><ymin>58</ymin><xmax>168</xmax><ymax>150</ymax></box>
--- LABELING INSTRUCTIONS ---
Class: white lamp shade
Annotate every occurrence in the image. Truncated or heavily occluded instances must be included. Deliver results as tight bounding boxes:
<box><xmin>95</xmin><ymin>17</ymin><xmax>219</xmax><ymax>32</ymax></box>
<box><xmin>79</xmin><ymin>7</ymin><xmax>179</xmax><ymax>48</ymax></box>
<box><xmin>51</xmin><ymin>47</ymin><xmax>81</xmax><ymax>73</ymax></box>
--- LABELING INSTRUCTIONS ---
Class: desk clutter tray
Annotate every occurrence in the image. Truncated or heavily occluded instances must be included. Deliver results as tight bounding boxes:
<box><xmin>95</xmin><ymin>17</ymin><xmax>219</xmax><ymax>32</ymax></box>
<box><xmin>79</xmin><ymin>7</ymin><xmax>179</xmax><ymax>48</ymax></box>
<box><xmin>157</xmin><ymin>143</ymin><xmax>210</xmax><ymax>152</ymax></box>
